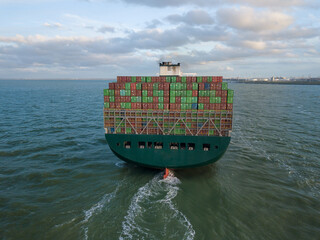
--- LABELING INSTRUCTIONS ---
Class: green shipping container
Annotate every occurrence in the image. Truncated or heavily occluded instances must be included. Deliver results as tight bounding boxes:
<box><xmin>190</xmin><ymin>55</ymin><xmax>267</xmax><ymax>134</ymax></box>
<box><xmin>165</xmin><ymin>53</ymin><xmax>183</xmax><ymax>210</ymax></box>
<box><xmin>181</xmin><ymin>104</ymin><xmax>186</xmax><ymax>110</ymax></box>
<box><xmin>207</xmin><ymin>76</ymin><xmax>212</xmax><ymax>82</ymax></box>
<box><xmin>142</xmin><ymin>90</ymin><xmax>148</xmax><ymax>97</ymax></box>
<box><xmin>158</xmin><ymin>90</ymin><xmax>164</xmax><ymax>97</ymax></box>
<box><xmin>181</xmin><ymin>97</ymin><xmax>186</xmax><ymax>103</ymax></box>
<box><xmin>197</xmin><ymin>76</ymin><xmax>202</xmax><ymax>83</ymax></box>
<box><xmin>170</xmin><ymin>97</ymin><xmax>176</xmax><ymax>103</ymax></box>
<box><xmin>109</xmin><ymin>90</ymin><xmax>115</xmax><ymax>96</ymax></box>
<box><xmin>104</xmin><ymin>102</ymin><xmax>110</xmax><ymax>108</ymax></box>
<box><xmin>126</xmin><ymin>103</ymin><xmax>131</xmax><ymax>109</ymax></box>
<box><xmin>222</xmin><ymin>82</ymin><xmax>228</xmax><ymax>90</ymax></box>
<box><xmin>125</xmin><ymin>90</ymin><xmax>131</xmax><ymax>96</ymax></box>
<box><xmin>187</xmin><ymin>97</ymin><xmax>192</xmax><ymax>104</ymax></box>
<box><xmin>147</xmin><ymin>97</ymin><xmax>153</xmax><ymax>103</ymax></box>
<box><xmin>103</xmin><ymin>89</ymin><xmax>109</xmax><ymax>96</ymax></box>
<box><xmin>228</xmin><ymin>89</ymin><xmax>234</xmax><ymax>97</ymax></box>
<box><xmin>109</xmin><ymin>96</ymin><xmax>115</xmax><ymax>102</ymax></box>
<box><xmin>131</xmin><ymin>76</ymin><xmax>136</xmax><ymax>82</ymax></box>
<box><xmin>125</xmin><ymin>83</ymin><xmax>131</xmax><ymax>90</ymax></box>
<box><xmin>166</xmin><ymin>76</ymin><xmax>171</xmax><ymax>82</ymax></box>
<box><xmin>120</xmin><ymin>90</ymin><xmax>125</xmax><ymax>96</ymax></box>
<box><xmin>153</xmin><ymin>90</ymin><xmax>159</xmax><ymax>96</ymax></box>
<box><xmin>227</xmin><ymin>97</ymin><xmax>233</xmax><ymax>104</ymax></box>
<box><xmin>137</xmin><ymin>96</ymin><xmax>142</xmax><ymax>102</ymax></box>
<box><xmin>158</xmin><ymin>97</ymin><xmax>164</xmax><ymax>103</ymax></box>
<box><xmin>192</xmin><ymin>97</ymin><xmax>197</xmax><ymax>103</ymax></box>
<box><xmin>170</xmin><ymin>83</ymin><xmax>176</xmax><ymax>91</ymax></box>
<box><xmin>215</xmin><ymin>97</ymin><xmax>221</xmax><ymax>103</ymax></box>
<box><xmin>153</xmin><ymin>83</ymin><xmax>158</xmax><ymax>90</ymax></box>
<box><xmin>126</xmin><ymin>127</ymin><xmax>132</xmax><ymax>134</ymax></box>
<box><xmin>158</xmin><ymin>103</ymin><xmax>164</xmax><ymax>109</ymax></box>
<box><xmin>146</xmin><ymin>77</ymin><xmax>152</xmax><ymax>83</ymax></box>
<box><xmin>136</xmin><ymin>83</ymin><xmax>142</xmax><ymax>90</ymax></box>
<box><xmin>210</xmin><ymin>97</ymin><xmax>216</xmax><ymax>104</ymax></box>
<box><xmin>198</xmin><ymin>103</ymin><xmax>204</xmax><ymax>110</ymax></box>
<box><xmin>141</xmin><ymin>77</ymin><xmax>146</xmax><ymax>83</ymax></box>
<box><xmin>181</xmin><ymin>91</ymin><xmax>186</xmax><ymax>97</ymax></box>
<box><xmin>131</xmin><ymin>96</ymin><xmax>137</xmax><ymax>102</ymax></box>
<box><xmin>142</xmin><ymin>97</ymin><xmax>148</xmax><ymax>102</ymax></box>
<box><xmin>210</xmin><ymin>90</ymin><xmax>216</xmax><ymax>97</ymax></box>
<box><xmin>171</xmin><ymin>76</ymin><xmax>176</xmax><ymax>82</ymax></box>
<box><xmin>120</xmin><ymin>103</ymin><xmax>126</xmax><ymax>109</ymax></box>
<box><xmin>170</xmin><ymin>91</ymin><xmax>176</xmax><ymax>97</ymax></box>
<box><xmin>193</xmin><ymin>83</ymin><xmax>198</xmax><ymax>90</ymax></box>
<box><xmin>181</xmin><ymin>76</ymin><xmax>187</xmax><ymax>83</ymax></box>
<box><xmin>187</xmin><ymin>90</ymin><xmax>192</xmax><ymax>97</ymax></box>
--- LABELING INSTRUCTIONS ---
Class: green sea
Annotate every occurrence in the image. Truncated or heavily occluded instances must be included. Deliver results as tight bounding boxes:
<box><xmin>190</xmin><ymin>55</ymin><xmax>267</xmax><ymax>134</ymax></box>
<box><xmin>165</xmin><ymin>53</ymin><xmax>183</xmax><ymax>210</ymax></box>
<box><xmin>0</xmin><ymin>80</ymin><xmax>319</xmax><ymax>239</ymax></box>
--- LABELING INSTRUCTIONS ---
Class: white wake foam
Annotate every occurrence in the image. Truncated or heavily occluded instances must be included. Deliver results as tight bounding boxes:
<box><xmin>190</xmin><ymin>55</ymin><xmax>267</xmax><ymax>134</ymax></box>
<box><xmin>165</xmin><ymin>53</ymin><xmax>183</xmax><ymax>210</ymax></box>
<box><xmin>120</xmin><ymin>172</ymin><xmax>195</xmax><ymax>240</ymax></box>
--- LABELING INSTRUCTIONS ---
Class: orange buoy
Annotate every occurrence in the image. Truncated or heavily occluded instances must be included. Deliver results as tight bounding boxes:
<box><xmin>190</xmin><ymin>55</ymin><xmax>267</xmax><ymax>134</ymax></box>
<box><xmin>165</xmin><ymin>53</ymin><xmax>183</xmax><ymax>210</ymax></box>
<box><xmin>163</xmin><ymin>168</ymin><xmax>169</xmax><ymax>179</ymax></box>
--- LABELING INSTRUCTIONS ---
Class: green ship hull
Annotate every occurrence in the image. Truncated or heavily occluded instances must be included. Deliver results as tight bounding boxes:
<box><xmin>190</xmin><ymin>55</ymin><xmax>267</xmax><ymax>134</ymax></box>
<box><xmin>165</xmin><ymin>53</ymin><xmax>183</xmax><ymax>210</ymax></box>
<box><xmin>105</xmin><ymin>133</ymin><xmax>230</xmax><ymax>169</ymax></box>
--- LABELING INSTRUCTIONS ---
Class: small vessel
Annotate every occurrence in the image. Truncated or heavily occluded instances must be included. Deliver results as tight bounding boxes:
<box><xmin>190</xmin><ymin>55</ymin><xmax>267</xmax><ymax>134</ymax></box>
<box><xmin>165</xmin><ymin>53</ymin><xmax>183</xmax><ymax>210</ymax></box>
<box><xmin>104</xmin><ymin>62</ymin><xmax>233</xmax><ymax>169</ymax></box>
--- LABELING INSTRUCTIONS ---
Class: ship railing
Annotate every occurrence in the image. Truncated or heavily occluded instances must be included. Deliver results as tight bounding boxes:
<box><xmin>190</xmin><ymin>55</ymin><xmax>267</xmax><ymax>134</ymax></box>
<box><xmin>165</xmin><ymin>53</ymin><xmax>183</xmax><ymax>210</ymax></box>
<box><xmin>103</xmin><ymin>109</ymin><xmax>233</xmax><ymax>137</ymax></box>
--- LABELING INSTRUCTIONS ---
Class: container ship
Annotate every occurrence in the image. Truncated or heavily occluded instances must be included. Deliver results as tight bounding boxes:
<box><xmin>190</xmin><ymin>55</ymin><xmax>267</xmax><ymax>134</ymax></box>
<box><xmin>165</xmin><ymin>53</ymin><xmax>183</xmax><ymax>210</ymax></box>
<box><xmin>103</xmin><ymin>62</ymin><xmax>233</xmax><ymax>169</ymax></box>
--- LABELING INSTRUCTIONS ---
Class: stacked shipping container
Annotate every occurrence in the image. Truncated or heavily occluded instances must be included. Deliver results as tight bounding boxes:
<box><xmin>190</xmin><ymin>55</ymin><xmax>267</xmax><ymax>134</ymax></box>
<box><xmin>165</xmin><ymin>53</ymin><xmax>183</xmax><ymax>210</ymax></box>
<box><xmin>104</xmin><ymin>76</ymin><xmax>233</xmax><ymax>136</ymax></box>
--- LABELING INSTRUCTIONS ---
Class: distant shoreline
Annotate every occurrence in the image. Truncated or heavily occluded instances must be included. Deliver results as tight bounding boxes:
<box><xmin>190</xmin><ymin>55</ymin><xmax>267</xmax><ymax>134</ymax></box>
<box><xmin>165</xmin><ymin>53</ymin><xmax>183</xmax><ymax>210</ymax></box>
<box><xmin>225</xmin><ymin>80</ymin><xmax>320</xmax><ymax>85</ymax></box>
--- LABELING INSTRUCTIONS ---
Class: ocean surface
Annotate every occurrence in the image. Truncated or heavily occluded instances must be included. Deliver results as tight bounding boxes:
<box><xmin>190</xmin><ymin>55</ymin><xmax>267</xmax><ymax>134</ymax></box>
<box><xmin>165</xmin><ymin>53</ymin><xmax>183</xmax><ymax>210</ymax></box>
<box><xmin>0</xmin><ymin>80</ymin><xmax>319</xmax><ymax>240</ymax></box>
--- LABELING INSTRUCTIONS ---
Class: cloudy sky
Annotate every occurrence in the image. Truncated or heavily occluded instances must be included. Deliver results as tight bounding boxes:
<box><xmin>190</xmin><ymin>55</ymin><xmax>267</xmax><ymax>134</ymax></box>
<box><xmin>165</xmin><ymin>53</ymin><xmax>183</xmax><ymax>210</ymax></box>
<box><xmin>0</xmin><ymin>0</ymin><xmax>319</xmax><ymax>79</ymax></box>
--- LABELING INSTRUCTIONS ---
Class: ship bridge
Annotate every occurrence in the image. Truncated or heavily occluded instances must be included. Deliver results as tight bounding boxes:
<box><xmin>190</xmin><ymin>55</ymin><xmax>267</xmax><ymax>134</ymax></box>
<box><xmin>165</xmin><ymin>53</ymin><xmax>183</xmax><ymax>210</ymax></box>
<box><xmin>159</xmin><ymin>62</ymin><xmax>182</xmax><ymax>77</ymax></box>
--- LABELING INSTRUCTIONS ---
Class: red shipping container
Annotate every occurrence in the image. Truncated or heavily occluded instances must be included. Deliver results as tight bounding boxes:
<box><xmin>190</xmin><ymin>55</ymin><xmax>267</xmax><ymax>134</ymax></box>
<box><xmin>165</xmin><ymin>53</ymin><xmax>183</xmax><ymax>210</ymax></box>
<box><xmin>147</xmin><ymin>83</ymin><xmax>153</xmax><ymax>90</ymax></box>
<box><xmin>151</xmin><ymin>77</ymin><xmax>158</xmax><ymax>82</ymax></box>
<box><xmin>148</xmin><ymin>90</ymin><xmax>153</xmax><ymax>96</ymax></box>
<box><xmin>110</xmin><ymin>103</ymin><xmax>115</xmax><ymax>108</ymax></box>
<box><xmin>192</xmin><ymin>91</ymin><xmax>198</xmax><ymax>97</ymax></box>
<box><xmin>170</xmin><ymin>103</ymin><xmax>176</xmax><ymax>110</ymax></box>
<box><xmin>222</xmin><ymin>90</ymin><xmax>227</xmax><ymax>97</ymax></box>
<box><xmin>187</xmin><ymin>83</ymin><xmax>193</xmax><ymax>90</ymax></box>
<box><xmin>120</xmin><ymin>96</ymin><xmax>125</xmax><ymax>102</ymax></box>
<box><xmin>117</xmin><ymin>76</ymin><xmax>120</xmax><ymax>82</ymax></box>
<box><xmin>131</xmin><ymin>83</ymin><xmax>136</xmax><ymax>90</ymax></box>
<box><xmin>221</xmin><ymin>97</ymin><xmax>227</xmax><ymax>104</ymax></box>
<box><xmin>216</xmin><ymin>90</ymin><xmax>222</xmax><ymax>97</ymax></box>
<box><xmin>186</xmin><ymin>76</ymin><xmax>192</xmax><ymax>82</ymax></box>
<box><xmin>104</xmin><ymin>96</ymin><xmax>109</xmax><ymax>102</ymax></box>
<box><xmin>159</xmin><ymin>83</ymin><xmax>164</xmax><ymax>90</ymax></box>
<box><xmin>131</xmin><ymin>90</ymin><xmax>136</xmax><ymax>96</ymax></box>
<box><xmin>115</xmin><ymin>83</ymin><xmax>121</xmax><ymax>90</ymax></box>
<box><xmin>199</xmin><ymin>83</ymin><xmax>205</xmax><ymax>90</ymax></box>
<box><xmin>164</xmin><ymin>83</ymin><xmax>170</xmax><ymax>91</ymax></box>
<box><xmin>131</xmin><ymin>103</ymin><xmax>137</xmax><ymax>109</ymax></box>
<box><xmin>115</xmin><ymin>90</ymin><xmax>120</xmax><ymax>96</ymax></box>
<box><xmin>220</xmin><ymin>104</ymin><xmax>227</xmax><ymax>110</ymax></box>
<box><xmin>126</xmin><ymin>76</ymin><xmax>131</xmax><ymax>82</ymax></box>
<box><xmin>136</xmin><ymin>76</ymin><xmax>141</xmax><ymax>82</ymax></box>
<box><xmin>164</xmin><ymin>104</ymin><xmax>169</xmax><ymax>110</ymax></box>
<box><xmin>126</xmin><ymin>96</ymin><xmax>131</xmax><ymax>102</ymax></box>
<box><xmin>164</xmin><ymin>91</ymin><xmax>170</xmax><ymax>97</ymax></box>
<box><xmin>109</xmin><ymin>83</ymin><xmax>115</xmax><ymax>89</ymax></box>
<box><xmin>176</xmin><ymin>77</ymin><xmax>181</xmax><ymax>82</ymax></box>
<box><xmin>153</xmin><ymin>97</ymin><xmax>159</xmax><ymax>103</ymax></box>
<box><xmin>204</xmin><ymin>104</ymin><xmax>210</xmax><ymax>110</ymax></box>
<box><xmin>202</xmin><ymin>76</ymin><xmax>207</xmax><ymax>82</ymax></box>
<box><xmin>227</xmin><ymin>104</ymin><xmax>233</xmax><ymax>110</ymax></box>
<box><xmin>136</xmin><ymin>90</ymin><xmax>142</xmax><ymax>96</ymax></box>
<box><xmin>176</xmin><ymin>104</ymin><xmax>181</xmax><ymax>110</ymax></box>
<box><xmin>198</xmin><ymin>97</ymin><xmax>204</xmax><ymax>104</ymax></box>
<box><xmin>136</xmin><ymin>103</ymin><xmax>142</xmax><ymax>109</ymax></box>
<box><xmin>209</xmin><ymin>104</ymin><xmax>215</xmax><ymax>110</ymax></box>
<box><xmin>148</xmin><ymin>103</ymin><xmax>153</xmax><ymax>109</ymax></box>
<box><xmin>192</xmin><ymin>77</ymin><xmax>197</xmax><ymax>83</ymax></box>
<box><xmin>164</xmin><ymin>97</ymin><xmax>169</xmax><ymax>103</ymax></box>
<box><xmin>175</xmin><ymin>97</ymin><xmax>181</xmax><ymax>104</ymax></box>
<box><xmin>143</xmin><ymin>103</ymin><xmax>148</xmax><ymax>109</ymax></box>
<box><xmin>204</xmin><ymin>97</ymin><xmax>210</xmax><ymax>103</ymax></box>
<box><xmin>153</xmin><ymin>103</ymin><xmax>158</xmax><ymax>109</ymax></box>
<box><xmin>142</xmin><ymin>83</ymin><xmax>148</xmax><ymax>90</ymax></box>
<box><xmin>116</xmin><ymin>103</ymin><xmax>121</xmax><ymax>109</ymax></box>
<box><xmin>214</xmin><ymin>103</ymin><xmax>221</xmax><ymax>110</ymax></box>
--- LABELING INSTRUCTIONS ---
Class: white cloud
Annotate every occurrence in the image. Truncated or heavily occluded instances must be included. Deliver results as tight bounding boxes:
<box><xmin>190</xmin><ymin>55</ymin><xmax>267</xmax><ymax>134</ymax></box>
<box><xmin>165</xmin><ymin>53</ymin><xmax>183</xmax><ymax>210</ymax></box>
<box><xmin>217</xmin><ymin>6</ymin><xmax>293</xmax><ymax>32</ymax></box>
<box><xmin>43</xmin><ymin>22</ymin><xmax>63</xmax><ymax>28</ymax></box>
<box><xmin>166</xmin><ymin>10</ymin><xmax>214</xmax><ymax>25</ymax></box>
